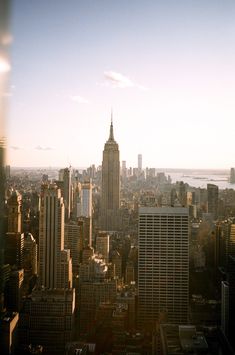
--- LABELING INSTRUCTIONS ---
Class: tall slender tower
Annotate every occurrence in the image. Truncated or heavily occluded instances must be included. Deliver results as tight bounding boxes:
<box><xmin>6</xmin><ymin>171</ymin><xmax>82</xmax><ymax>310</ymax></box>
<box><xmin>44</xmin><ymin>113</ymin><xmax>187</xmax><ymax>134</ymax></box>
<box><xmin>77</xmin><ymin>180</ymin><xmax>92</xmax><ymax>246</ymax></box>
<box><xmin>39</xmin><ymin>184</ymin><xmax>72</xmax><ymax>289</ymax></box>
<box><xmin>207</xmin><ymin>183</ymin><xmax>219</xmax><ymax>219</ymax></box>
<box><xmin>101</xmin><ymin>117</ymin><xmax>120</xmax><ymax>231</ymax></box>
<box><xmin>78</xmin><ymin>180</ymin><xmax>92</xmax><ymax>218</ymax></box>
<box><xmin>138</xmin><ymin>154</ymin><xmax>142</xmax><ymax>171</ymax></box>
<box><xmin>5</xmin><ymin>191</ymin><xmax>24</xmax><ymax>268</ymax></box>
<box><xmin>7</xmin><ymin>191</ymin><xmax>22</xmax><ymax>233</ymax></box>
<box><xmin>58</xmin><ymin>167</ymin><xmax>72</xmax><ymax>221</ymax></box>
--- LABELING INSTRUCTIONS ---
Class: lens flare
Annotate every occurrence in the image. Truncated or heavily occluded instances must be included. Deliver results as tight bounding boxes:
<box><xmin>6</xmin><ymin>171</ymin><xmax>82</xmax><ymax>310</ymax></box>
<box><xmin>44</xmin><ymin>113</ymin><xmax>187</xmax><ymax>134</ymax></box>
<box><xmin>0</xmin><ymin>57</ymin><xmax>11</xmax><ymax>73</ymax></box>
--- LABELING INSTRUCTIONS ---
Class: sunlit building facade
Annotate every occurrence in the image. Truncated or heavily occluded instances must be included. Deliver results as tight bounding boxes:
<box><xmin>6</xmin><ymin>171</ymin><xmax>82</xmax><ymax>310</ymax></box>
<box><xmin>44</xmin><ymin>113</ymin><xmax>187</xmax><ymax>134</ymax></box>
<box><xmin>39</xmin><ymin>184</ymin><xmax>72</xmax><ymax>289</ymax></box>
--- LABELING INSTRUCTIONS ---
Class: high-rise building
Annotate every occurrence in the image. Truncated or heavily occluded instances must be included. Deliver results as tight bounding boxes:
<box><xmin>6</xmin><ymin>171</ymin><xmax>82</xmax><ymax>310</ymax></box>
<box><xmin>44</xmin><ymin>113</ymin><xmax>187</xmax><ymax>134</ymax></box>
<box><xmin>221</xmin><ymin>280</ymin><xmax>229</xmax><ymax>336</ymax></box>
<box><xmin>138</xmin><ymin>154</ymin><xmax>142</xmax><ymax>171</ymax></box>
<box><xmin>101</xmin><ymin>119</ymin><xmax>120</xmax><ymax>231</ymax></box>
<box><xmin>78</xmin><ymin>216</ymin><xmax>92</xmax><ymax>248</ymax></box>
<box><xmin>230</xmin><ymin>168</ymin><xmax>235</xmax><ymax>184</ymax></box>
<box><xmin>7</xmin><ymin>191</ymin><xmax>22</xmax><ymax>233</ymax></box>
<box><xmin>78</xmin><ymin>180</ymin><xmax>92</xmax><ymax>218</ymax></box>
<box><xmin>112</xmin><ymin>250</ymin><xmax>122</xmax><ymax>280</ymax></box>
<box><xmin>58</xmin><ymin>167</ymin><xmax>72</xmax><ymax>220</ymax></box>
<box><xmin>0</xmin><ymin>311</ymin><xmax>19</xmax><ymax>355</ymax></box>
<box><xmin>65</xmin><ymin>220</ymin><xmax>82</xmax><ymax>275</ymax></box>
<box><xmin>77</xmin><ymin>180</ymin><xmax>92</xmax><ymax>244</ymax></box>
<box><xmin>39</xmin><ymin>184</ymin><xmax>72</xmax><ymax>289</ymax></box>
<box><xmin>5</xmin><ymin>269</ymin><xmax>24</xmax><ymax>312</ymax></box>
<box><xmin>138</xmin><ymin>207</ymin><xmax>189</xmax><ymax>328</ymax></box>
<box><xmin>178</xmin><ymin>181</ymin><xmax>187</xmax><ymax>207</ymax></box>
<box><xmin>96</xmin><ymin>231</ymin><xmax>110</xmax><ymax>263</ymax></box>
<box><xmin>5</xmin><ymin>191</ymin><xmax>24</xmax><ymax>268</ymax></box>
<box><xmin>207</xmin><ymin>183</ymin><xmax>219</xmax><ymax>219</ymax></box>
<box><xmin>78</xmin><ymin>246</ymin><xmax>117</xmax><ymax>335</ymax></box>
<box><xmin>22</xmin><ymin>232</ymin><xmax>37</xmax><ymax>276</ymax></box>
<box><xmin>0</xmin><ymin>264</ymin><xmax>10</xmax><ymax>311</ymax></box>
<box><xmin>4</xmin><ymin>232</ymin><xmax>24</xmax><ymax>268</ymax></box>
<box><xmin>19</xmin><ymin>288</ymin><xmax>75</xmax><ymax>355</ymax></box>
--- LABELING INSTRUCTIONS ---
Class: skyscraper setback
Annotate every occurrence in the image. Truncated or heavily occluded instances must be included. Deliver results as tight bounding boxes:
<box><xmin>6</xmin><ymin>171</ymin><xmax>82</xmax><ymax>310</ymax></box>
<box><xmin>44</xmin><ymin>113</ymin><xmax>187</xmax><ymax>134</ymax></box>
<box><xmin>101</xmin><ymin>119</ymin><xmax>120</xmax><ymax>231</ymax></box>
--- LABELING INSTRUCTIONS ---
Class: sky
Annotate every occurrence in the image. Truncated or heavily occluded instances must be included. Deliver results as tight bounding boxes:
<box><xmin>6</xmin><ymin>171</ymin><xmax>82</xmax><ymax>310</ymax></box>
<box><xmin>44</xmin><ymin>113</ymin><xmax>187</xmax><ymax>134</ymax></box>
<box><xmin>5</xmin><ymin>0</ymin><xmax>235</xmax><ymax>169</ymax></box>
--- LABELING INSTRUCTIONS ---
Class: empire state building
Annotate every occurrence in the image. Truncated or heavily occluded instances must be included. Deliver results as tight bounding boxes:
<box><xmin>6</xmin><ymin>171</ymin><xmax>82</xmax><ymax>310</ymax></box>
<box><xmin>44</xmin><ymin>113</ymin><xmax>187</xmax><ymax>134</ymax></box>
<box><xmin>101</xmin><ymin>119</ymin><xmax>120</xmax><ymax>231</ymax></box>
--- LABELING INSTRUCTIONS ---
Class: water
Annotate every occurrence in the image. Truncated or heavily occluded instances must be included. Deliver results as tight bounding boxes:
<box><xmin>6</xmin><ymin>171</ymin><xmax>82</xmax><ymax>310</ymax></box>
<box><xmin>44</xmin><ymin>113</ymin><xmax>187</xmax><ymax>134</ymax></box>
<box><xmin>166</xmin><ymin>170</ymin><xmax>234</xmax><ymax>190</ymax></box>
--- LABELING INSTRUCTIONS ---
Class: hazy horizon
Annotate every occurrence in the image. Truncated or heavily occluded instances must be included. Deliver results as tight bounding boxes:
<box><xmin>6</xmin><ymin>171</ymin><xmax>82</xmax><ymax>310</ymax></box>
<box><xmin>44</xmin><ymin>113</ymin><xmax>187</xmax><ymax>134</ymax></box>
<box><xmin>9</xmin><ymin>165</ymin><xmax>230</xmax><ymax>173</ymax></box>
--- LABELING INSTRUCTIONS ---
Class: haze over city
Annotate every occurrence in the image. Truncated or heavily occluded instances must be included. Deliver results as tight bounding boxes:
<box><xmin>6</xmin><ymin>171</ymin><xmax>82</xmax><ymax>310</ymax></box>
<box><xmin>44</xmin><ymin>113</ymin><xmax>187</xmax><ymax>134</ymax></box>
<box><xmin>7</xmin><ymin>0</ymin><xmax>235</xmax><ymax>168</ymax></box>
<box><xmin>3</xmin><ymin>2</ymin><xmax>235</xmax><ymax>354</ymax></box>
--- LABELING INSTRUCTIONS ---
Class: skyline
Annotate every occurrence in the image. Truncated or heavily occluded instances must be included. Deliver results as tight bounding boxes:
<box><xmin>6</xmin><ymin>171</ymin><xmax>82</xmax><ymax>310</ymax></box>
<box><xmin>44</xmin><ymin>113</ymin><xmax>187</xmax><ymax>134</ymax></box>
<box><xmin>6</xmin><ymin>0</ymin><xmax>235</xmax><ymax>169</ymax></box>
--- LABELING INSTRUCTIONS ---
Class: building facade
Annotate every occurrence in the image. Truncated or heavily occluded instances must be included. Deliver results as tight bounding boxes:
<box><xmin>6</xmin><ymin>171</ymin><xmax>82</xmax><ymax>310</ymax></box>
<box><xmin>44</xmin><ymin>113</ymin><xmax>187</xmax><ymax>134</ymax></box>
<box><xmin>39</xmin><ymin>184</ymin><xmax>72</xmax><ymax>289</ymax></box>
<box><xmin>58</xmin><ymin>167</ymin><xmax>72</xmax><ymax>220</ymax></box>
<box><xmin>138</xmin><ymin>207</ymin><xmax>189</xmax><ymax>328</ymax></box>
<box><xmin>78</xmin><ymin>181</ymin><xmax>92</xmax><ymax>218</ymax></box>
<box><xmin>207</xmin><ymin>183</ymin><xmax>219</xmax><ymax>219</ymax></box>
<box><xmin>19</xmin><ymin>288</ymin><xmax>75</xmax><ymax>355</ymax></box>
<box><xmin>101</xmin><ymin>120</ymin><xmax>120</xmax><ymax>231</ymax></box>
<box><xmin>96</xmin><ymin>231</ymin><xmax>110</xmax><ymax>263</ymax></box>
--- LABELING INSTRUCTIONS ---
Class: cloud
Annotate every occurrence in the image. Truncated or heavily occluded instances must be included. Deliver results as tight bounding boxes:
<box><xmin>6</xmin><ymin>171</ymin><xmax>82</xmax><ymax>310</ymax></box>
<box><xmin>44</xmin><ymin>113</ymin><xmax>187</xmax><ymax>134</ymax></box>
<box><xmin>10</xmin><ymin>146</ymin><xmax>20</xmax><ymax>150</ymax></box>
<box><xmin>69</xmin><ymin>95</ymin><xmax>89</xmax><ymax>104</ymax></box>
<box><xmin>104</xmin><ymin>71</ymin><xmax>134</xmax><ymax>88</ymax></box>
<box><xmin>35</xmin><ymin>145</ymin><xmax>53</xmax><ymax>151</ymax></box>
<box><xmin>103</xmin><ymin>70</ymin><xmax>148</xmax><ymax>90</ymax></box>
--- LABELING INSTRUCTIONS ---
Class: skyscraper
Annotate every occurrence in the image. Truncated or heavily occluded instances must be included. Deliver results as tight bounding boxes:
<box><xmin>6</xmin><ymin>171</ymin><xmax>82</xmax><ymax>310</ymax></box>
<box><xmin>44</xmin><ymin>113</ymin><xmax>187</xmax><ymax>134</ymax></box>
<box><xmin>64</xmin><ymin>220</ymin><xmax>82</xmax><ymax>275</ymax></box>
<box><xmin>101</xmin><ymin>119</ymin><xmax>120</xmax><ymax>231</ymax></box>
<box><xmin>138</xmin><ymin>207</ymin><xmax>189</xmax><ymax>328</ymax></box>
<box><xmin>58</xmin><ymin>167</ymin><xmax>72</xmax><ymax>220</ymax></box>
<box><xmin>96</xmin><ymin>231</ymin><xmax>110</xmax><ymax>263</ymax></box>
<box><xmin>79</xmin><ymin>180</ymin><xmax>92</xmax><ymax>218</ymax></box>
<box><xmin>230</xmin><ymin>168</ymin><xmax>235</xmax><ymax>184</ymax></box>
<box><xmin>138</xmin><ymin>154</ymin><xmax>142</xmax><ymax>171</ymax></box>
<box><xmin>77</xmin><ymin>180</ymin><xmax>92</xmax><ymax>245</ymax></box>
<box><xmin>207</xmin><ymin>183</ymin><xmax>219</xmax><ymax>219</ymax></box>
<box><xmin>7</xmin><ymin>191</ymin><xmax>22</xmax><ymax>233</ymax></box>
<box><xmin>39</xmin><ymin>184</ymin><xmax>72</xmax><ymax>289</ymax></box>
<box><xmin>19</xmin><ymin>288</ymin><xmax>75</xmax><ymax>355</ymax></box>
<box><xmin>5</xmin><ymin>191</ymin><xmax>23</xmax><ymax>268</ymax></box>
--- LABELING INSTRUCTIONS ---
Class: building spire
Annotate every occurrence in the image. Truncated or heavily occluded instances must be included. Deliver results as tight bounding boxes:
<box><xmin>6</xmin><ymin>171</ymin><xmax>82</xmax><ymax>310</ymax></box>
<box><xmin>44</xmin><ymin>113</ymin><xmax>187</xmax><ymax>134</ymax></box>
<box><xmin>109</xmin><ymin>109</ymin><xmax>114</xmax><ymax>141</ymax></box>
